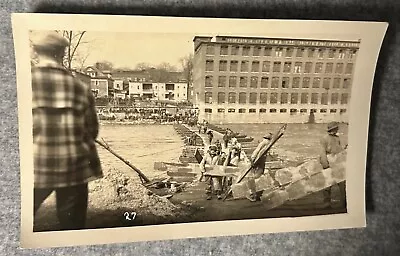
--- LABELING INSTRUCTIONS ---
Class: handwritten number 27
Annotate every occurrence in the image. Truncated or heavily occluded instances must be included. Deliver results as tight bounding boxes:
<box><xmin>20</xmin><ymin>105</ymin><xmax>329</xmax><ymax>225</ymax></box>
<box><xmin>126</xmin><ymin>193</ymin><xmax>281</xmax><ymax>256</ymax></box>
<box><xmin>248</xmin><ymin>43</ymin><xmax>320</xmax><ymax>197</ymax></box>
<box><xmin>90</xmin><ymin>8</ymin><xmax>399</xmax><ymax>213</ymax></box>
<box><xmin>124</xmin><ymin>212</ymin><xmax>137</xmax><ymax>221</ymax></box>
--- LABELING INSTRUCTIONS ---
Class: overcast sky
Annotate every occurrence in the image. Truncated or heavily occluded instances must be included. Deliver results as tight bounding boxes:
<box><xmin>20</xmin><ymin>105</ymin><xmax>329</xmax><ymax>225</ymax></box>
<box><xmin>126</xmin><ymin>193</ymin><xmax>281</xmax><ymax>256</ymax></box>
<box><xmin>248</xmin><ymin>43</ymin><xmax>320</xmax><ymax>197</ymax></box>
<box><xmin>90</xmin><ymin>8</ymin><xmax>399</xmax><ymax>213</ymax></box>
<box><xmin>75</xmin><ymin>32</ymin><xmax>196</xmax><ymax>70</ymax></box>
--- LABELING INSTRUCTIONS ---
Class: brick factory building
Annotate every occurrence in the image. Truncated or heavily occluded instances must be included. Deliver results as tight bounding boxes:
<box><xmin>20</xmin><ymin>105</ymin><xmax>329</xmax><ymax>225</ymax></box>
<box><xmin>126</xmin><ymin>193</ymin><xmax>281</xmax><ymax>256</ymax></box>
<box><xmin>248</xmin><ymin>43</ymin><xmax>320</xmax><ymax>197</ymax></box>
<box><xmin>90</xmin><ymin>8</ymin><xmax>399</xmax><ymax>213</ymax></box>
<box><xmin>192</xmin><ymin>36</ymin><xmax>360</xmax><ymax>123</ymax></box>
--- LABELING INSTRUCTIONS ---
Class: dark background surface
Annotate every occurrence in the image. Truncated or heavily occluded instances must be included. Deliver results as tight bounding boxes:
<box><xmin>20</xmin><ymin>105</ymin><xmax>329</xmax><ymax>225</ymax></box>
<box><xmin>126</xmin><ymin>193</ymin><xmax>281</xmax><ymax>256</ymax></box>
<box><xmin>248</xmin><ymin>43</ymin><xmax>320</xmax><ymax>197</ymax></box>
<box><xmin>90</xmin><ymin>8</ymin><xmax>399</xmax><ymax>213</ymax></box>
<box><xmin>1</xmin><ymin>0</ymin><xmax>399</xmax><ymax>255</ymax></box>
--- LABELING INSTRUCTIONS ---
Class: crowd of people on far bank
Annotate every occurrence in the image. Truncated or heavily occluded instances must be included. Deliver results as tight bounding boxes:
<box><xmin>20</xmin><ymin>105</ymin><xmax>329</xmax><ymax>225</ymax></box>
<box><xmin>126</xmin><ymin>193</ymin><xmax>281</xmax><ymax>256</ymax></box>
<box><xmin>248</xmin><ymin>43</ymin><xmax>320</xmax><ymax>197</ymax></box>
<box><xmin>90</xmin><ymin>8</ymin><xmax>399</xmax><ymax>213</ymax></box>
<box><xmin>30</xmin><ymin>31</ymin><xmax>347</xmax><ymax>231</ymax></box>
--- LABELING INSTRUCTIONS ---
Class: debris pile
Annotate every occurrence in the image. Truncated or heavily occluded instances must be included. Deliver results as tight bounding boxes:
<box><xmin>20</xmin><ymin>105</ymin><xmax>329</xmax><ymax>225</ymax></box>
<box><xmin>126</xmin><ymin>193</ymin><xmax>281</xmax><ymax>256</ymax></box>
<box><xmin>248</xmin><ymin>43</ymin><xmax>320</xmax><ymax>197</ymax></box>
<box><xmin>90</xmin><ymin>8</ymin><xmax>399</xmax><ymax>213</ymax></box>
<box><xmin>89</xmin><ymin>164</ymin><xmax>180</xmax><ymax>217</ymax></box>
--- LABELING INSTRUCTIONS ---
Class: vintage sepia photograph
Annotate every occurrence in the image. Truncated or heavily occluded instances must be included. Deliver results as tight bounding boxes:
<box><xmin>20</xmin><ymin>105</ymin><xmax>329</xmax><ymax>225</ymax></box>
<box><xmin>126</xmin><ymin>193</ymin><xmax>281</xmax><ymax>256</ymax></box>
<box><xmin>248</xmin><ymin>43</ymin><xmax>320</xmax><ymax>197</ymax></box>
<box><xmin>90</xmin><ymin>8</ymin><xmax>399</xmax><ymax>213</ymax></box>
<box><xmin>13</xmin><ymin>14</ymin><xmax>387</xmax><ymax>248</ymax></box>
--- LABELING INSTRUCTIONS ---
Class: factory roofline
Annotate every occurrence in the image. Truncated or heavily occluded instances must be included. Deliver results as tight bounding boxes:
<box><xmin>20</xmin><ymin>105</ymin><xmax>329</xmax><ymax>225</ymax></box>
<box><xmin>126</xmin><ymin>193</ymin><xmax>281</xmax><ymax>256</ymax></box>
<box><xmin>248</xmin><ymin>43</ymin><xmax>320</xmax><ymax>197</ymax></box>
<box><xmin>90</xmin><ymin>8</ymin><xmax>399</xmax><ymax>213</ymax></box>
<box><xmin>194</xmin><ymin>35</ymin><xmax>361</xmax><ymax>51</ymax></box>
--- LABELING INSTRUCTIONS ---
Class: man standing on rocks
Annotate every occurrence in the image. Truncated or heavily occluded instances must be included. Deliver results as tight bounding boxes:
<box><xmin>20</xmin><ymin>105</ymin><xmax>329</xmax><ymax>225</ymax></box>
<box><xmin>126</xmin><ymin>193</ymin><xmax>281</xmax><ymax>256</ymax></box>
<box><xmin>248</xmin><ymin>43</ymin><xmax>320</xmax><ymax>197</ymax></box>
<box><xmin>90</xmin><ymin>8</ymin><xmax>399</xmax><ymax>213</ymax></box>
<box><xmin>31</xmin><ymin>31</ymin><xmax>103</xmax><ymax>230</ymax></box>
<box><xmin>320</xmin><ymin>121</ymin><xmax>346</xmax><ymax>208</ymax></box>
<box><xmin>246</xmin><ymin>133</ymin><xmax>273</xmax><ymax>202</ymax></box>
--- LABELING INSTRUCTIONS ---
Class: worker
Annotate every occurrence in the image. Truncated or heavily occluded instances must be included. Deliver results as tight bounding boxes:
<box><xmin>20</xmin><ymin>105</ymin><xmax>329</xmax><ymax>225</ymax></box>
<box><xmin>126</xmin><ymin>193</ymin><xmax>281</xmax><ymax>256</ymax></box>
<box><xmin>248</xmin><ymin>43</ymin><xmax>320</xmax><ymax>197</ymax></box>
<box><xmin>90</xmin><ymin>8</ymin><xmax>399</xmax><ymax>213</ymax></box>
<box><xmin>200</xmin><ymin>145</ymin><xmax>223</xmax><ymax>200</ymax></box>
<box><xmin>320</xmin><ymin>121</ymin><xmax>346</xmax><ymax>208</ymax></box>
<box><xmin>246</xmin><ymin>133</ymin><xmax>273</xmax><ymax>202</ymax></box>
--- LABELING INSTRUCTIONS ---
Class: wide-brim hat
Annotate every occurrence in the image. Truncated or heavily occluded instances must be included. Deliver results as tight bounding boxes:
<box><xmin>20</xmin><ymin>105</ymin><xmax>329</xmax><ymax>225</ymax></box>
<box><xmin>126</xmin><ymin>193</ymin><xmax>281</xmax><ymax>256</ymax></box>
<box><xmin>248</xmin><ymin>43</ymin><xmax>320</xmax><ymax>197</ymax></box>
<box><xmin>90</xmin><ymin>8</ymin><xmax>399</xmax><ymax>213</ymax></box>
<box><xmin>327</xmin><ymin>121</ymin><xmax>339</xmax><ymax>132</ymax></box>
<box><xmin>263</xmin><ymin>133</ymin><xmax>273</xmax><ymax>140</ymax></box>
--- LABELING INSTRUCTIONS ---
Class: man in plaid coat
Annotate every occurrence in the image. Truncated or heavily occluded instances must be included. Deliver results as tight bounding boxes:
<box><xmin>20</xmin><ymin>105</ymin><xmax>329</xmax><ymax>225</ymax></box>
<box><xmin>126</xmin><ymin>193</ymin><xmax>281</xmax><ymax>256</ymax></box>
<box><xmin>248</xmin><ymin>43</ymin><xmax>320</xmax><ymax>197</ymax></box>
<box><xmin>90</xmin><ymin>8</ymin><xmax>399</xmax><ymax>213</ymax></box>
<box><xmin>31</xmin><ymin>31</ymin><xmax>103</xmax><ymax>230</ymax></box>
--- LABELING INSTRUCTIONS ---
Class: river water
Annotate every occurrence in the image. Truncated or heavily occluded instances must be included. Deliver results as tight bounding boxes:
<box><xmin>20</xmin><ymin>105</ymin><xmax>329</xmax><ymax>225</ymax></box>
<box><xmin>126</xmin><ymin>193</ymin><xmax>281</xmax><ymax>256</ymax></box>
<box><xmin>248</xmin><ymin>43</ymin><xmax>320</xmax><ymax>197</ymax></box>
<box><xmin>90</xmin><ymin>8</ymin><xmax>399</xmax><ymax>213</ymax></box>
<box><xmin>97</xmin><ymin>123</ymin><xmax>348</xmax><ymax>178</ymax></box>
<box><xmin>97</xmin><ymin>124</ymin><xmax>184</xmax><ymax>179</ymax></box>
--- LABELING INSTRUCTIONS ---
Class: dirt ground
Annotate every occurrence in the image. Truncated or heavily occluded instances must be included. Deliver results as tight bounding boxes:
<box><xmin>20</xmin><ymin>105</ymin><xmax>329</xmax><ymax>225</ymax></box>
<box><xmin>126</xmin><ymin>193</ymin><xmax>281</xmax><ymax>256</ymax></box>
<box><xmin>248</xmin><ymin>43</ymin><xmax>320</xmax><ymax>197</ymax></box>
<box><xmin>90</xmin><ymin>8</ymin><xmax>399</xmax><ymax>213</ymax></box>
<box><xmin>34</xmin><ymin>162</ymin><xmax>346</xmax><ymax>232</ymax></box>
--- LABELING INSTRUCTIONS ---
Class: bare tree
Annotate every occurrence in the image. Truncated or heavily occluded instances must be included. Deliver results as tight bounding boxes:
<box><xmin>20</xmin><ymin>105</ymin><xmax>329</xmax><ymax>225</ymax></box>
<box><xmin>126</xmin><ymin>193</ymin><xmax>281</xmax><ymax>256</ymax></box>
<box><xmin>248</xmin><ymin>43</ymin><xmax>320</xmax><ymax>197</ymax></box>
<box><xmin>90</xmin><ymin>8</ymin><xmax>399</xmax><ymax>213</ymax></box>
<box><xmin>57</xmin><ymin>30</ymin><xmax>87</xmax><ymax>70</ymax></box>
<box><xmin>179</xmin><ymin>53</ymin><xmax>194</xmax><ymax>85</ymax></box>
<box><xmin>135</xmin><ymin>62</ymin><xmax>153</xmax><ymax>71</ymax></box>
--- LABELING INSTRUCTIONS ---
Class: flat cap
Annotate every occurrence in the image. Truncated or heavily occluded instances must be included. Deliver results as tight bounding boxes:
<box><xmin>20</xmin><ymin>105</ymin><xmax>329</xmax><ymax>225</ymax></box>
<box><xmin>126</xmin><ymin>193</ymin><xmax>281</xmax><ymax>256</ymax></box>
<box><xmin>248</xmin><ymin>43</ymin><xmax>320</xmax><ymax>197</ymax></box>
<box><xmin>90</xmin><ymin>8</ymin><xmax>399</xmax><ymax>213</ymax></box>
<box><xmin>31</xmin><ymin>31</ymin><xmax>69</xmax><ymax>50</ymax></box>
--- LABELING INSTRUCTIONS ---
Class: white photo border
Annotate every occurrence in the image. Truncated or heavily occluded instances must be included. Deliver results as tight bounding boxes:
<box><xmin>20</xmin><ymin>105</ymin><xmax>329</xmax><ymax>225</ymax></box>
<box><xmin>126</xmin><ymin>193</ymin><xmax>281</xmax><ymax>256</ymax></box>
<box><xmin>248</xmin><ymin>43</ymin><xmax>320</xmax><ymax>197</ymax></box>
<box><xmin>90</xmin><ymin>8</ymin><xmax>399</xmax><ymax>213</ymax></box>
<box><xmin>12</xmin><ymin>13</ymin><xmax>388</xmax><ymax>248</ymax></box>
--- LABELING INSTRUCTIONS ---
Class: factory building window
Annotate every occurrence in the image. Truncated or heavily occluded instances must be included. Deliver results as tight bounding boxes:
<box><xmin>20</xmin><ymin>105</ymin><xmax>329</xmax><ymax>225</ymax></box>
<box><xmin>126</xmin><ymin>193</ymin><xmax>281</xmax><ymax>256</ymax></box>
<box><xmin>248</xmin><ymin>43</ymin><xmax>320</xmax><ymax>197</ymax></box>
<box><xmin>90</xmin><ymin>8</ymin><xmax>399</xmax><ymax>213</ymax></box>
<box><xmin>205</xmin><ymin>108</ymin><xmax>212</xmax><ymax>113</ymax></box>
<box><xmin>206</xmin><ymin>45</ymin><xmax>214</xmax><ymax>55</ymax></box>
<box><xmin>242</xmin><ymin>46</ymin><xmax>250</xmax><ymax>56</ymax></box>
<box><xmin>304</xmin><ymin>62</ymin><xmax>312</xmax><ymax>73</ymax></box>
<box><xmin>331</xmin><ymin>93</ymin><xmax>339</xmax><ymax>104</ymax></box>
<box><xmin>259</xmin><ymin>108</ymin><xmax>267</xmax><ymax>113</ymax></box>
<box><xmin>241</xmin><ymin>61</ymin><xmax>249</xmax><ymax>72</ymax></box>
<box><xmin>296</xmin><ymin>48</ymin><xmax>304</xmax><ymax>57</ymax></box>
<box><xmin>311</xmin><ymin>93</ymin><xmax>318</xmax><ymax>104</ymax></box>
<box><xmin>228</xmin><ymin>108</ymin><xmax>236</xmax><ymax>113</ymax></box>
<box><xmin>220</xmin><ymin>45</ymin><xmax>228</xmax><ymax>55</ymax></box>
<box><xmin>343</xmin><ymin>78</ymin><xmax>351</xmax><ymax>89</ymax></box>
<box><xmin>300</xmin><ymin>109</ymin><xmax>307</xmax><ymax>113</ymax></box>
<box><xmin>328</xmin><ymin>49</ymin><xmax>336</xmax><ymax>58</ymax></box>
<box><xmin>249</xmin><ymin>93</ymin><xmax>257</xmax><ymax>104</ymax></box>
<box><xmin>280</xmin><ymin>93</ymin><xmax>288</xmax><ymax>104</ymax></box>
<box><xmin>312</xmin><ymin>77</ymin><xmax>321</xmax><ymax>88</ymax></box>
<box><xmin>349</xmin><ymin>50</ymin><xmax>357</xmax><ymax>60</ymax></box>
<box><xmin>261</xmin><ymin>77</ymin><xmax>269</xmax><ymax>88</ymax></box>
<box><xmin>285</xmin><ymin>48</ymin><xmax>294</xmax><ymax>57</ymax></box>
<box><xmin>283</xmin><ymin>62</ymin><xmax>292</xmax><ymax>73</ymax></box>
<box><xmin>273</xmin><ymin>62</ymin><xmax>282</xmax><ymax>72</ymax></box>
<box><xmin>333</xmin><ymin>78</ymin><xmax>341</xmax><ymax>88</ymax></box>
<box><xmin>262</xmin><ymin>61</ymin><xmax>271</xmax><ymax>72</ymax></box>
<box><xmin>264</xmin><ymin>47</ymin><xmax>272</xmax><ymax>56</ymax></box>
<box><xmin>323</xmin><ymin>78</ymin><xmax>331</xmax><ymax>89</ymax></box>
<box><xmin>253</xmin><ymin>46</ymin><xmax>261</xmax><ymax>56</ymax></box>
<box><xmin>338</xmin><ymin>50</ymin><xmax>346</xmax><ymax>59</ymax></box>
<box><xmin>290</xmin><ymin>109</ymin><xmax>298</xmax><ymax>115</ymax></box>
<box><xmin>291</xmin><ymin>93</ymin><xmax>299</xmax><ymax>104</ymax></box>
<box><xmin>282</xmin><ymin>77</ymin><xmax>290</xmax><ymax>88</ymax></box>
<box><xmin>218</xmin><ymin>92</ymin><xmax>225</xmax><ymax>103</ymax></box>
<box><xmin>230</xmin><ymin>60</ymin><xmax>238</xmax><ymax>72</ymax></box>
<box><xmin>341</xmin><ymin>93</ymin><xmax>349</xmax><ymax>104</ymax></box>
<box><xmin>219</xmin><ymin>60</ymin><xmax>228</xmax><ymax>71</ymax></box>
<box><xmin>320</xmin><ymin>109</ymin><xmax>327</xmax><ymax>113</ymax></box>
<box><xmin>308</xmin><ymin>48</ymin><xmax>315</xmax><ymax>58</ymax></box>
<box><xmin>301</xmin><ymin>93</ymin><xmax>309</xmax><ymax>104</ymax></box>
<box><xmin>335</xmin><ymin>63</ymin><xmax>344</xmax><ymax>74</ymax></box>
<box><xmin>275</xmin><ymin>47</ymin><xmax>283</xmax><ymax>57</ymax></box>
<box><xmin>217</xmin><ymin>108</ymin><xmax>225</xmax><ymax>113</ymax></box>
<box><xmin>280</xmin><ymin>109</ymin><xmax>287</xmax><ymax>113</ymax></box>
<box><xmin>206</xmin><ymin>60</ymin><xmax>214</xmax><ymax>71</ymax></box>
<box><xmin>251</xmin><ymin>61</ymin><xmax>260</xmax><ymax>72</ymax></box>
<box><xmin>239</xmin><ymin>77</ymin><xmax>248</xmax><ymax>88</ymax></box>
<box><xmin>205</xmin><ymin>92</ymin><xmax>213</xmax><ymax>104</ymax></box>
<box><xmin>218</xmin><ymin>76</ymin><xmax>226</xmax><ymax>87</ymax></box>
<box><xmin>325</xmin><ymin>63</ymin><xmax>333</xmax><ymax>73</ymax></box>
<box><xmin>330</xmin><ymin>109</ymin><xmax>337</xmax><ymax>113</ymax></box>
<box><xmin>228</xmin><ymin>92</ymin><xmax>236</xmax><ymax>103</ymax></box>
<box><xmin>231</xmin><ymin>46</ymin><xmax>239</xmax><ymax>55</ymax></box>
<box><xmin>315</xmin><ymin>62</ymin><xmax>323</xmax><ymax>73</ymax></box>
<box><xmin>270</xmin><ymin>92</ymin><xmax>278</xmax><ymax>104</ymax></box>
<box><xmin>229</xmin><ymin>76</ymin><xmax>237</xmax><ymax>88</ymax></box>
<box><xmin>294</xmin><ymin>62</ymin><xmax>302</xmax><ymax>73</ymax></box>
<box><xmin>292</xmin><ymin>77</ymin><xmax>300</xmax><ymax>88</ymax></box>
<box><xmin>270</xmin><ymin>108</ymin><xmax>277</xmax><ymax>113</ymax></box>
<box><xmin>302</xmin><ymin>77</ymin><xmax>310</xmax><ymax>88</ymax></box>
<box><xmin>271</xmin><ymin>77</ymin><xmax>279</xmax><ymax>88</ymax></box>
<box><xmin>239</xmin><ymin>92</ymin><xmax>247</xmax><ymax>104</ymax></box>
<box><xmin>345</xmin><ymin>63</ymin><xmax>353</xmax><ymax>74</ymax></box>
<box><xmin>239</xmin><ymin>108</ymin><xmax>246</xmax><ymax>113</ymax></box>
<box><xmin>205</xmin><ymin>76</ymin><xmax>213</xmax><ymax>87</ymax></box>
<box><xmin>318</xmin><ymin>49</ymin><xmax>325</xmax><ymax>58</ymax></box>
<box><xmin>249</xmin><ymin>108</ymin><xmax>257</xmax><ymax>113</ymax></box>
<box><xmin>250</xmin><ymin>76</ymin><xmax>258</xmax><ymax>88</ymax></box>
<box><xmin>340</xmin><ymin>109</ymin><xmax>347</xmax><ymax>113</ymax></box>
<box><xmin>321</xmin><ymin>93</ymin><xmax>328</xmax><ymax>105</ymax></box>
<box><xmin>260</xmin><ymin>93</ymin><xmax>268</xmax><ymax>104</ymax></box>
